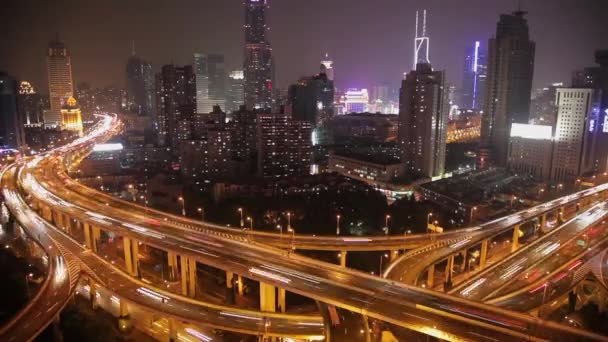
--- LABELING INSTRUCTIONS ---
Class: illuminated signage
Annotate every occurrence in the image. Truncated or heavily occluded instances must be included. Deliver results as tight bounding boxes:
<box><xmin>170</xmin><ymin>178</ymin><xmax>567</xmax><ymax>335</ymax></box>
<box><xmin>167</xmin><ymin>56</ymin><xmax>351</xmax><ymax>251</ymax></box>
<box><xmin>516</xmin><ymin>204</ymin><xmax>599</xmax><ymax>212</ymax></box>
<box><xmin>93</xmin><ymin>143</ymin><xmax>123</xmax><ymax>152</ymax></box>
<box><xmin>510</xmin><ymin>123</ymin><xmax>552</xmax><ymax>140</ymax></box>
<box><xmin>589</xmin><ymin>119</ymin><xmax>595</xmax><ymax>132</ymax></box>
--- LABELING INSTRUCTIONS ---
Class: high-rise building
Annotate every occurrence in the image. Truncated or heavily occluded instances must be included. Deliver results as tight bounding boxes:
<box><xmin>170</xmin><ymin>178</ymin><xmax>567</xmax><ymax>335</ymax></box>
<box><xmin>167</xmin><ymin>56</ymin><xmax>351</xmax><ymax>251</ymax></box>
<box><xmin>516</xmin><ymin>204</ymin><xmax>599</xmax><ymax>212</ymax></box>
<box><xmin>413</xmin><ymin>10</ymin><xmax>430</xmax><ymax>68</ymax></box>
<box><xmin>320</xmin><ymin>53</ymin><xmax>334</xmax><ymax>81</ymax></box>
<box><xmin>507</xmin><ymin>123</ymin><xmax>553</xmax><ymax>180</ymax></box>
<box><xmin>194</xmin><ymin>53</ymin><xmax>227</xmax><ymax>114</ymax></box>
<box><xmin>460</xmin><ymin>41</ymin><xmax>487</xmax><ymax>110</ymax></box>
<box><xmin>226</xmin><ymin>70</ymin><xmax>245</xmax><ymax>114</ymax></box>
<box><xmin>17</xmin><ymin>81</ymin><xmax>45</xmax><ymax>126</ymax></box>
<box><xmin>126</xmin><ymin>50</ymin><xmax>155</xmax><ymax>117</ymax></box>
<box><xmin>257</xmin><ymin>113</ymin><xmax>312</xmax><ymax>178</ymax></box>
<box><xmin>479</xmin><ymin>10</ymin><xmax>535</xmax><ymax>168</ymax></box>
<box><xmin>572</xmin><ymin>50</ymin><xmax>608</xmax><ymax>173</ymax></box>
<box><xmin>398</xmin><ymin>11</ymin><xmax>447</xmax><ymax>179</ymax></box>
<box><xmin>155</xmin><ymin>65</ymin><xmax>196</xmax><ymax>148</ymax></box>
<box><xmin>529</xmin><ymin>82</ymin><xmax>563</xmax><ymax>126</ymax></box>
<box><xmin>551</xmin><ymin>88</ymin><xmax>603</xmax><ymax>181</ymax></box>
<box><xmin>344</xmin><ymin>89</ymin><xmax>369</xmax><ymax>113</ymax></box>
<box><xmin>45</xmin><ymin>38</ymin><xmax>74</xmax><ymax>126</ymax></box>
<box><xmin>0</xmin><ymin>72</ymin><xmax>24</xmax><ymax>148</ymax></box>
<box><xmin>398</xmin><ymin>64</ymin><xmax>447</xmax><ymax>179</ymax></box>
<box><xmin>243</xmin><ymin>0</ymin><xmax>273</xmax><ymax>110</ymax></box>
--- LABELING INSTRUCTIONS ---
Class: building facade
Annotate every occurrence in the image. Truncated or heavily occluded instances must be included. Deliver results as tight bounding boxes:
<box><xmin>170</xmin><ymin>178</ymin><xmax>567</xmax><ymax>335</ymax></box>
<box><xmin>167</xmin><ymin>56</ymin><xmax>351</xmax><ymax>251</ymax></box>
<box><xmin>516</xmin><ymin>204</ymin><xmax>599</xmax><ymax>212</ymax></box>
<box><xmin>480</xmin><ymin>10</ymin><xmax>535</xmax><ymax>168</ymax></box>
<box><xmin>507</xmin><ymin>123</ymin><xmax>553</xmax><ymax>180</ymax></box>
<box><xmin>226</xmin><ymin>70</ymin><xmax>245</xmax><ymax>113</ymax></box>
<box><xmin>194</xmin><ymin>53</ymin><xmax>227</xmax><ymax>114</ymax></box>
<box><xmin>243</xmin><ymin>0</ymin><xmax>273</xmax><ymax>110</ymax></box>
<box><xmin>126</xmin><ymin>53</ymin><xmax>154</xmax><ymax>117</ymax></box>
<box><xmin>460</xmin><ymin>41</ymin><xmax>487</xmax><ymax>110</ymax></box>
<box><xmin>0</xmin><ymin>72</ymin><xmax>24</xmax><ymax>148</ymax></box>
<box><xmin>46</xmin><ymin>38</ymin><xmax>74</xmax><ymax>126</ymax></box>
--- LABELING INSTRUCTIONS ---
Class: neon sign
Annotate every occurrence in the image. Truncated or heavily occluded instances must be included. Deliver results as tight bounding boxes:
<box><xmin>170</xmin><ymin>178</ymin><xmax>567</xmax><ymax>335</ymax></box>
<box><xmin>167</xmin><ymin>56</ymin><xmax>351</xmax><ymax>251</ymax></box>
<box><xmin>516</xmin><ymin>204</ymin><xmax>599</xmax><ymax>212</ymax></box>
<box><xmin>604</xmin><ymin>109</ymin><xmax>608</xmax><ymax>133</ymax></box>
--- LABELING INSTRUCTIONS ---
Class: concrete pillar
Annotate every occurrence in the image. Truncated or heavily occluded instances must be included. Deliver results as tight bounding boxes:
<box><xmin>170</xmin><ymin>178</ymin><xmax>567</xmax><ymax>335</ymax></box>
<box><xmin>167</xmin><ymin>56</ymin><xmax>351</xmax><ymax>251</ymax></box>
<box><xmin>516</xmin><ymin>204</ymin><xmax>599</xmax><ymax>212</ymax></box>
<box><xmin>339</xmin><ymin>250</ymin><xmax>347</xmax><ymax>267</ymax></box>
<box><xmin>260</xmin><ymin>282</ymin><xmax>276</xmax><ymax>312</ymax></box>
<box><xmin>55</xmin><ymin>211</ymin><xmax>64</xmax><ymax>229</ymax></box>
<box><xmin>89</xmin><ymin>284</ymin><xmax>99</xmax><ymax>310</ymax></box>
<box><xmin>180</xmin><ymin>256</ymin><xmax>196</xmax><ymax>297</ymax></box>
<box><xmin>123</xmin><ymin>237</ymin><xmax>139</xmax><ymax>277</ymax></box>
<box><xmin>226</xmin><ymin>271</ymin><xmax>234</xmax><ymax>289</ymax></box>
<box><xmin>278</xmin><ymin>288</ymin><xmax>286</xmax><ymax>313</ymax></box>
<box><xmin>167</xmin><ymin>252</ymin><xmax>178</xmax><ymax>281</ymax></box>
<box><xmin>444</xmin><ymin>255</ymin><xmax>454</xmax><ymax>291</ymax></box>
<box><xmin>117</xmin><ymin>299</ymin><xmax>132</xmax><ymax>333</ymax></box>
<box><xmin>390</xmin><ymin>250</ymin><xmax>399</xmax><ymax>263</ymax></box>
<box><xmin>83</xmin><ymin>223</ymin><xmax>93</xmax><ymax>250</ymax></box>
<box><xmin>237</xmin><ymin>275</ymin><xmax>244</xmax><ymax>296</ymax></box>
<box><xmin>180</xmin><ymin>256</ymin><xmax>189</xmax><ymax>296</ymax></box>
<box><xmin>119</xmin><ymin>299</ymin><xmax>129</xmax><ymax>317</ymax></box>
<box><xmin>539</xmin><ymin>214</ymin><xmax>547</xmax><ymax>233</ymax></box>
<box><xmin>427</xmin><ymin>264</ymin><xmax>435</xmax><ymax>288</ymax></box>
<box><xmin>511</xmin><ymin>224</ymin><xmax>521</xmax><ymax>252</ymax></box>
<box><xmin>459</xmin><ymin>249</ymin><xmax>467</xmax><ymax>272</ymax></box>
<box><xmin>558</xmin><ymin>207</ymin><xmax>565</xmax><ymax>224</ymax></box>
<box><xmin>168</xmin><ymin>318</ymin><xmax>178</xmax><ymax>342</ymax></box>
<box><xmin>64</xmin><ymin>214</ymin><xmax>72</xmax><ymax>234</ymax></box>
<box><xmin>92</xmin><ymin>226</ymin><xmax>101</xmax><ymax>252</ymax></box>
<box><xmin>479</xmin><ymin>239</ymin><xmax>488</xmax><ymax>270</ymax></box>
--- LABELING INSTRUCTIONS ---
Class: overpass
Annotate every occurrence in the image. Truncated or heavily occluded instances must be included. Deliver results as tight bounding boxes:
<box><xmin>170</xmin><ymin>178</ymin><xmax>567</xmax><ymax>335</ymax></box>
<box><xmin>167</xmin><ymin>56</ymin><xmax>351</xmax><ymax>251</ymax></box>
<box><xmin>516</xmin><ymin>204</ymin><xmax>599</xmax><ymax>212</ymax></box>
<box><xmin>12</xmin><ymin>113</ymin><xmax>608</xmax><ymax>341</ymax></box>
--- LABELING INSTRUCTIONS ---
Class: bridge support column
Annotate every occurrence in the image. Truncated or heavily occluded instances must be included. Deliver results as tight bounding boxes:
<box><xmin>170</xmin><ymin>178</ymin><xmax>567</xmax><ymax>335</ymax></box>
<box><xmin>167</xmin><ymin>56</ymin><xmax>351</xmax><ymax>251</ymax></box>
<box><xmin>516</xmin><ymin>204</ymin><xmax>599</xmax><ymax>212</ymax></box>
<box><xmin>180</xmin><ymin>256</ymin><xmax>197</xmax><ymax>297</ymax></box>
<box><xmin>511</xmin><ymin>224</ymin><xmax>521</xmax><ymax>252</ymax></box>
<box><xmin>167</xmin><ymin>252</ymin><xmax>178</xmax><ymax>281</ymax></box>
<box><xmin>479</xmin><ymin>239</ymin><xmax>488</xmax><ymax>270</ymax></box>
<box><xmin>260</xmin><ymin>282</ymin><xmax>276</xmax><ymax>312</ymax></box>
<box><xmin>117</xmin><ymin>299</ymin><xmax>132</xmax><ymax>333</ymax></box>
<box><xmin>123</xmin><ymin>237</ymin><xmax>140</xmax><ymax>277</ymax></box>
<box><xmin>444</xmin><ymin>255</ymin><xmax>454</xmax><ymax>292</ymax></box>
<box><xmin>558</xmin><ymin>207</ymin><xmax>565</xmax><ymax>224</ymax></box>
<box><xmin>539</xmin><ymin>214</ymin><xmax>547</xmax><ymax>233</ymax></box>
<box><xmin>598</xmin><ymin>290</ymin><xmax>606</xmax><ymax>313</ymax></box>
<box><xmin>83</xmin><ymin>223</ymin><xmax>93</xmax><ymax>250</ymax></box>
<box><xmin>390</xmin><ymin>250</ymin><xmax>399</xmax><ymax>263</ymax></box>
<box><xmin>168</xmin><ymin>318</ymin><xmax>178</xmax><ymax>342</ymax></box>
<box><xmin>339</xmin><ymin>250</ymin><xmax>347</xmax><ymax>267</ymax></box>
<box><xmin>89</xmin><ymin>284</ymin><xmax>99</xmax><ymax>310</ymax></box>
<box><xmin>278</xmin><ymin>288</ymin><xmax>286</xmax><ymax>313</ymax></box>
<box><xmin>237</xmin><ymin>275</ymin><xmax>244</xmax><ymax>296</ymax></box>
<box><xmin>459</xmin><ymin>249</ymin><xmax>467</xmax><ymax>272</ymax></box>
<box><xmin>426</xmin><ymin>264</ymin><xmax>435</xmax><ymax>288</ymax></box>
<box><xmin>92</xmin><ymin>226</ymin><xmax>101</xmax><ymax>252</ymax></box>
<box><xmin>53</xmin><ymin>210</ymin><xmax>62</xmax><ymax>227</ymax></box>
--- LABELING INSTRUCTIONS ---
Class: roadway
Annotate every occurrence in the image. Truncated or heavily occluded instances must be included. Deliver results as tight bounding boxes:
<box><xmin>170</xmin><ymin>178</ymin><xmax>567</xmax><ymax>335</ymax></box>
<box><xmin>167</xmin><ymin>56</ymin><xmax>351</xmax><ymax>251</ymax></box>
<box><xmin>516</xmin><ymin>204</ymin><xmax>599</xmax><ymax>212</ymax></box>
<box><xmin>20</xmin><ymin>114</ymin><xmax>608</xmax><ymax>341</ymax></box>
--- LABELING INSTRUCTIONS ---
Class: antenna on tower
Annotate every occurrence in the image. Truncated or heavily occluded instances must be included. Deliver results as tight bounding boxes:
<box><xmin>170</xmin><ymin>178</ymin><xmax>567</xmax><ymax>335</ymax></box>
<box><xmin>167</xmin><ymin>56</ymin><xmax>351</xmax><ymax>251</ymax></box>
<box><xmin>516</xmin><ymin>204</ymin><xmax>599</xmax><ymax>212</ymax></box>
<box><xmin>413</xmin><ymin>10</ymin><xmax>430</xmax><ymax>69</ymax></box>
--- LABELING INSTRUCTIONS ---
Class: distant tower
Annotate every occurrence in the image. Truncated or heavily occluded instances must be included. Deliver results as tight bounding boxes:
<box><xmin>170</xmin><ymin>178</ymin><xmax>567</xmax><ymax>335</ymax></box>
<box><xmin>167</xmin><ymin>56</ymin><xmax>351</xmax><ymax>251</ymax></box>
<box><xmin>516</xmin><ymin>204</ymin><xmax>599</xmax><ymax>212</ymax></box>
<box><xmin>126</xmin><ymin>47</ymin><xmax>154</xmax><ymax>117</ymax></box>
<box><xmin>46</xmin><ymin>37</ymin><xmax>74</xmax><ymax>126</ymax></box>
<box><xmin>413</xmin><ymin>10</ymin><xmax>430</xmax><ymax>68</ymax></box>
<box><xmin>60</xmin><ymin>96</ymin><xmax>83</xmax><ymax>135</ymax></box>
<box><xmin>461</xmin><ymin>41</ymin><xmax>487</xmax><ymax>110</ymax></box>
<box><xmin>243</xmin><ymin>0</ymin><xmax>273</xmax><ymax>110</ymax></box>
<box><xmin>320</xmin><ymin>53</ymin><xmax>334</xmax><ymax>81</ymax></box>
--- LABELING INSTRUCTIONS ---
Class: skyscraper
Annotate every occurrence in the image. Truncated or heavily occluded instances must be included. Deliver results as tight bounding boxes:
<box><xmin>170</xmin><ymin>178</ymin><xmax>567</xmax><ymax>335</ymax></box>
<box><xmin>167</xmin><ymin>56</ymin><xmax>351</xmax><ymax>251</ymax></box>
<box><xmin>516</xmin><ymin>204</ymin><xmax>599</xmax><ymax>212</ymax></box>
<box><xmin>155</xmin><ymin>65</ymin><xmax>196</xmax><ymax>148</ymax></box>
<box><xmin>0</xmin><ymin>72</ymin><xmax>24</xmax><ymax>148</ymax></box>
<box><xmin>60</xmin><ymin>97</ymin><xmax>83</xmax><ymax>135</ymax></box>
<box><xmin>398</xmin><ymin>10</ymin><xmax>447</xmax><ymax>179</ymax></box>
<box><xmin>479</xmin><ymin>10</ymin><xmax>536</xmax><ymax>168</ymax></box>
<box><xmin>320</xmin><ymin>53</ymin><xmax>334</xmax><ymax>81</ymax></box>
<box><xmin>126</xmin><ymin>49</ymin><xmax>155</xmax><ymax>117</ymax></box>
<box><xmin>413</xmin><ymin>10</ymin><xmax>430</xmax><ymax>68</ymax></box>
<box><xmin>194</xmin><ymin>53</ymin><xmax>227</xmax><ymax>114</ymax></box>
<box><xmin>46</xmin><ymin>38</ymin><xmax>74</xmax><ymax>126</ymax></box>
<box><xmin>17</xmin><ymin>81</ymin><xmax>45</xmax><ymax>126</ymax></box>
<box><xmin>551</xmin><ymin>88</ymin><xmax>602</xmax><ymax>181</ymax></box>
<box><xmin>243</xmin><ymin>0</ymin><xmax>273</xmax><ymax>110</ymax></box>
<box><xmin>460</xmin><ymin>41</ymin><xmax>487</xmax><ymax>110</ymax></box>
<box><xmin>226</xmin><ymin>70</ymin><xmax>245</xmax><ymax>114</ymax></box>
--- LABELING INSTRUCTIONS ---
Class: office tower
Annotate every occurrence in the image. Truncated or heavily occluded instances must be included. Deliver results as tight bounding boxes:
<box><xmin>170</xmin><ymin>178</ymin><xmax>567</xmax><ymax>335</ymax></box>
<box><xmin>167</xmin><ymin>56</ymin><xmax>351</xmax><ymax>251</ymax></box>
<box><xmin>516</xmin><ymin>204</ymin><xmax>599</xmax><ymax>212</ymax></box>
<box><xmin>398</xmin><ymin>11</ymin><xmax>447</xmax><ymax>179</ymax></box>
<box><xmin>0</xmin><ymin>72</ymin><xmax>24</xmax><ymax>148</ymax></box>
<box><xmin>226</xmin><ymin>70</ymin><xmax>245</xmax><ymax>114</ymax></box>
<box><xmin>231</xmin><ymin>106</ymin><xmax>258</xmax><ymax>165</ymax></box>
<box><xmin>460</xmin><ymin>41</ymin><xmax>487</xmax><ymax>110</ymax></box>
<box><xmin>17</xmin><ymin>81</ymin><xmax>45</xmax><ymax>126</ymax></box>
<box><xmin>479</xmin><ymin>10</ymin><xmax>535</xmax><ymax>168</ymax></box>
<box><xmin>60</xmin><ymin>97</ymin><xmax>83</xmax><ymax>135</ymax></box>
<box><xmin>155</xmin><ymin>65</ymin><xmax>196</xmax><ymax>148</ymax></box>
<box><xmin>257</xmin><ymin>113</ymin><xmax>312</xmax><ymax>178</ymax></box>
<box><xmin>507</xmin><ymin>123</ymin><xmax>553</xmax><ymax>180</ymax></box>
<box><xmin>126</xmin><ymin>50</ymin><xmax>155</xmax><ymax>117</ymax></box>
<box><xmin>551</xmin><ymin>88</ymin><xmax>602</xmax><ymax>181</ymax></box>
<box><xmin>320</xmin><ymin>53</ymin><xmax>334</xmax><ymax>81</ymax></box>
<box><xmin>287</xmin><ymin>73</ymin><xmax>334</xmax><ymax>145</ymax></box>
<box><xmin>529</xmin><ymin>82</ymin><xmax>563</xmax><ymax>125</ymax></box>
<box><xmin>399</xmin><ymin>64</ymin><xmax>447</xmax><ymax>179</ymax></box>
<box><xmin>344</xmin><ymin>89</ymin><xmax>369</xmax><ymax>113</ymax></box>
<box><xmin>194</xmin><ymin>53</ymin><xmax>227</xmax><ymax>114</ymax></box>
<box><xmin>46</xmin><ymin>38</ymin><xmax>74</xmax><ymax>126</ymax></box>
<box><xmin>243</xmin><ymin>0</ymin><xmax>273</xmax><ymax>110</ymax></box>
<box><xmin>572</xmin><ymin>50</ymin><xmax>608</xmax><ymax>173</ymax></box>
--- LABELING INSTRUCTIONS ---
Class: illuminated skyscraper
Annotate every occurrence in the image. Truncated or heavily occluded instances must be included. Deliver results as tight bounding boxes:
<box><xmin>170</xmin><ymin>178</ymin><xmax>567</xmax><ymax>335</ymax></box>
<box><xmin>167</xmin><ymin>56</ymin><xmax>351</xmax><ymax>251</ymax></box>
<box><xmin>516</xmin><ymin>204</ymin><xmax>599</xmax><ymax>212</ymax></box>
<box><xmin>320</xmin><ymin>53</ymin><xmax>334</xmax><ymax>81</ymax></box>
<box><xmin>0</xmin><ymin>72</ymin><xmax>24</xmax><ymax>148</ymax></box>
<box><xmin>399</xmin><ymin>10</ymin><xmax>447</xmax><ymax>179</ymax></box>
<box><xmin>226</xmin><ymin>70</ymin><xmax>245</xmax><ymax>114</ymax></box>
<box><xmin>243</xmin><ymin>0</ymin><xmax>273</xmax><ymax>110</ymax></box>
<box><xmin>46</xmin><ymin>38</ymin><xmax>74</xmax><ymax>126</ymax></box>
<box><xmin>413</xmin><ymin>10</ymin><xmax>430</xmax><ymax>68</ymax></box>
<box><xmin>17</xmin><ymin>81</ymin><xmax>45</xmax><ymax>126</ymax></box>
<box><xmin>480</xmin><ymin>10</ymin><xmax>535</xmax><ymax>168</ymax></box>
<box><xmin>60</xmin><ymin>97</ymin><xmax>83</xmax><ymax>135</ymax></box>
<box><xmin>460</xmin><ymin>41</ymin><xmax>487</xmax><ymax>110</ymax></box>
<box><xmin>155</xmin><ymin>65</ymin><xmax>196</xmax><ymax>148</ymax></box>
<box><xmin>194</xmin><ymin>53</ymin><xmax>226</xmax><ymax>114</ymax></box>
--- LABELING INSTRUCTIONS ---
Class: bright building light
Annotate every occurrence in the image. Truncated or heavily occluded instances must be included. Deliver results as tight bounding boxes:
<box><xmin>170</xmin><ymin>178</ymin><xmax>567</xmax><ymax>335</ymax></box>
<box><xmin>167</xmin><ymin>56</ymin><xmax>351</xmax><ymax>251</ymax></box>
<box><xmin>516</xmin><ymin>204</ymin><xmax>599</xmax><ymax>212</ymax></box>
<box><xmin>510</xmin><ymin>123</ymin><xmax>552</xmax><ymax>140</ymax></box>
<box><xmin>93</xmin><ymin>143</ymin><xmax>123</xmax><ymax>152</ymax></box>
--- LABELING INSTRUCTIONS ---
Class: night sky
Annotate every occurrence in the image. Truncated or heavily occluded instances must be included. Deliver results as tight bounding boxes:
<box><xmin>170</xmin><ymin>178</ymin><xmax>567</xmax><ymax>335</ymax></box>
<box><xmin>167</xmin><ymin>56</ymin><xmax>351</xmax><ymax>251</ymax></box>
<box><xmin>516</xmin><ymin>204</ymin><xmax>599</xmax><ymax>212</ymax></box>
<box><xmin>1</xmin><ymin>0</ymin><xmax>607</xmax><ymax>93</ymax></box>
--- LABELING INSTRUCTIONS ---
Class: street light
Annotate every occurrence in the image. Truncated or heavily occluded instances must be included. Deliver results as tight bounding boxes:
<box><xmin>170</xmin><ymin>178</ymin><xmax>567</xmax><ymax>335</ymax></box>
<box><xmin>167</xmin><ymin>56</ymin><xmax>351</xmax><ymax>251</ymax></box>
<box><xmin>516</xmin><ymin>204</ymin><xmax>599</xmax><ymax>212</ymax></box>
<box><xmin>276</xmin><ymin>224</ymin><xmax>282</xmax><ymax>237</ymax></box>
<box><xmin>384</xmin><ymin>215</ymin><xmax>391</xmax><ymax>233</ymax></box>
<box><xmin>178</xmin><ymin>196</ymin><xmax>185</xmax><ymax>216</ymax></box>
<box><xmin>238</xmin><ymin>208</ymin><xmax>244</xmax><ymax>228</ymax></box>
<box><xmin>197</xmin><ymin>207</ymin><xmax>204</xmax><ymax>221</ymax></box>
<box><xmin>379</xmin><ymin>253</ymin><xmax>389</xmax><ymax>275</ymax></box>
<box><xmin>286</xmin><ymin>212</ymin><xmax>292</xmax><ymax>231</ymax></box>
<box><xmin>336</xmin><ymin>214</ymin><xmax>341</xmax><ymax>236</ymax></box>
<box><xmin>427</xmin><ymin>212</ymin><xmax>433</xmax><ymax>228</ymax></box>
<box><xmin>402</xmin><ymin>229</ymin><xmax>412</xmax><ymax>253</ymax></box>
<box><xmin>510</xmin><ymin>196</ymin><xmax>517</xmax><ymax>208</ymax></box>
<box><xmin>247</xmin><ymin>216</ymin><xmax>253</xmax><ymax>231</ymax></box>
<box><xmin>288</xmin><ymin>227</ymin><xmax>295</xmax><ymax>252</ymax></box>
<box><xmin>539</xmin><ymin>282</ymin><xmax>550</xmax><ymax>317</ymax></box>
<box><xmin>470</xmin><ymin>206</ymin><xmax>478</xmax><ymax>223</ymax></box>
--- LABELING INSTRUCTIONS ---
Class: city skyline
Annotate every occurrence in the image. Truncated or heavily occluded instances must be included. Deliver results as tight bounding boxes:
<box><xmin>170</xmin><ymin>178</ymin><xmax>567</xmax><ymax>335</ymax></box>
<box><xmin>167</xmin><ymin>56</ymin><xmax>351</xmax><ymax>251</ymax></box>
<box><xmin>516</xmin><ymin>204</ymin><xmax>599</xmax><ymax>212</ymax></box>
<box><xmin>2</xmin><ymin>0</ymin><xmax>607</xmax><ymax>93</ymax></box>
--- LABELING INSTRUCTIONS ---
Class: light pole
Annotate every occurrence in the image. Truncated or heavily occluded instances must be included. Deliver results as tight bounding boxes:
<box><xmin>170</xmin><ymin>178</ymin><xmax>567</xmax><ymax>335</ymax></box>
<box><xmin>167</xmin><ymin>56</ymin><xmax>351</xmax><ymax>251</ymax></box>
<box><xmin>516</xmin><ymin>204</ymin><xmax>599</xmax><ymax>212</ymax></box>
<box><xmin>238</xmin><ymin>208</ymin><xmax>244</xmax><ymax>228</ymax></box>
<box><xmin>286</xmin><ymin>212</ymin><xmax>291</xmax><ymax>231</ymax></box>
<box><xmin>336</xmin><ymin>214</ymin><xmax>341</xmax><ymax>236</ymax></box>
<box><xmin>197</xmin><ymin>207</ymin><xmax>204</xmax><ymax>221</ymax></box>
<box><xmin>379</xmin><ymin>253</ymin><xmax>389</xmax><ymax>275</ymax></box>
<box><xmin>510</xmin><ymin>196</ymin><xmax>517</xmax><ymax>208</ymax></box>
<box><xmin>178</xmin><ymin>196</ymin><xmax>185</xmax><ymax>216</ymax></box>
<box><xmin>470</xmin><ymin>206</ymin><xmax>477</xmax><ymax>223</ymax></box>
<box><xmin>538</xmin><ymin>188</ymin><xmax>545</xmax><ymax>199</ymax></box>
<box><xmin>426</xmin><ymin>212</ymin><xmax>433</xmax><ymax>232</ymax></box>
<box><xmin>128</xmin><ymin>184</ymin><xmax>136</xmax><ymax>202</ymax></box>
<box><xmin>539</xmin><ymin>282</ymin><xmax>549</xmax><ymax>317</ymax></box>
<box><xmin>384</xmin><ymin>214</ymin><xmax>391</xmax><ymax>233</ymax></box>
<box><xmin>288</xmin><ymin>227</ymin><xmax>295</xmax><ymax>252</ymax></box>
<box><xmin>276</xmin><ymin>224</ymin><xmax>282</xmax><ymax>237</ymax></box>
<box><xmin>247</xmin><ymin>216</ymin><xmax>253</xmax><ymax>231</ymax></box>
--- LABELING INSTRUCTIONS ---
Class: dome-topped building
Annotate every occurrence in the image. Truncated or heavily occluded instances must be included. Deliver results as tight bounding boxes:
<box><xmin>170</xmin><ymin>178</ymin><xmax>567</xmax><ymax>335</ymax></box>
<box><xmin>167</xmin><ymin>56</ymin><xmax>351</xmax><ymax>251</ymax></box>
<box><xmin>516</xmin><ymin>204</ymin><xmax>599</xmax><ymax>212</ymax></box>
<box><xmin>60</xmin><ymin>96</ymin><xmax>83</xmax><ymax>135</ymax></box>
